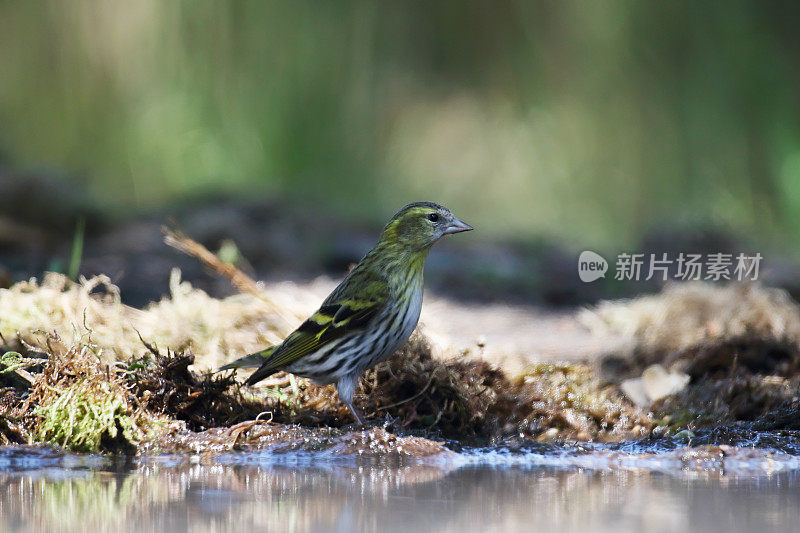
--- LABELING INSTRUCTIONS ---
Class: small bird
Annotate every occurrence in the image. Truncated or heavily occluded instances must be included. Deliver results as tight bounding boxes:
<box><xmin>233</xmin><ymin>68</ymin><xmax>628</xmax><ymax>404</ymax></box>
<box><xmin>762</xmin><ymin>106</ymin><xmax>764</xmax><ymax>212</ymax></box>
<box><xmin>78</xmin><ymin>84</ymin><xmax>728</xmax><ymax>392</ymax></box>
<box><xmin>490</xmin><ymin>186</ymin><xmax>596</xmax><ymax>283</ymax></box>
<box><xmin>220</xmin><ymin>202</ymin><xmax>473</xmax><ymax>423</ymax></box>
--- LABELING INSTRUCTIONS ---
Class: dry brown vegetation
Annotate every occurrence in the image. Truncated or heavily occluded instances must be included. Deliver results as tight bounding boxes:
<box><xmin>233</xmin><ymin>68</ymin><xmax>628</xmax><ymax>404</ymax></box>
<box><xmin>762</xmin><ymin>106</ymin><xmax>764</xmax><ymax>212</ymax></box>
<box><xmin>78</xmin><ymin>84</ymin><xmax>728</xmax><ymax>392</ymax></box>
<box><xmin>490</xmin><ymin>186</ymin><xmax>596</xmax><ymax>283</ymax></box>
<box><xmin>580</xmin><ymin>282</ymin><xmax>800</xmax><ymax>362</ymax></box>
<box><xmin>0</xmin><ymin>271</ymin><xmax>653</xmax><ymax>452</ymax></box>
<box><xmin>582</xmin><ymin>282</ymin><xmax>800</xmax><ymax>432</ymax></box>
<box><xmin>1</xmin><ymin>262</ymin><xmax>799</xmax><ymax>454</ymax></box>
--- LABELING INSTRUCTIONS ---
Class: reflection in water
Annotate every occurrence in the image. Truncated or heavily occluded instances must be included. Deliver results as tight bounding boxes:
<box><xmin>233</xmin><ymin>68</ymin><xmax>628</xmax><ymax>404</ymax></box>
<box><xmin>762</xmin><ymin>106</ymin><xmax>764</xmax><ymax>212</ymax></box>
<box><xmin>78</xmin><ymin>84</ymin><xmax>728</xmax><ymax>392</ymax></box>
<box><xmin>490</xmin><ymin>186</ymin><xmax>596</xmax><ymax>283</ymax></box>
<box><xmin>1</xmin><ymin>450</ymin><xmax>799</xmax><ymax>533</ymax></box>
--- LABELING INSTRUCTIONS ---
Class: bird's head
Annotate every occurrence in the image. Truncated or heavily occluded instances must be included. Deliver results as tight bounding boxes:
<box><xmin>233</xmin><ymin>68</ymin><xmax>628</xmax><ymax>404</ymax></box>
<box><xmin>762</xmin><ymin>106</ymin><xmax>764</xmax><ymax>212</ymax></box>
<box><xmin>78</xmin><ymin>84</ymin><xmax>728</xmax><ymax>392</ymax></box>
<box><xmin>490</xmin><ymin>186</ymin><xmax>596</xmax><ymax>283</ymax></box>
<box><xmin>379</xmin><ymin>201</ymin><xmax>473</xmax><ymax>251</ymax></box>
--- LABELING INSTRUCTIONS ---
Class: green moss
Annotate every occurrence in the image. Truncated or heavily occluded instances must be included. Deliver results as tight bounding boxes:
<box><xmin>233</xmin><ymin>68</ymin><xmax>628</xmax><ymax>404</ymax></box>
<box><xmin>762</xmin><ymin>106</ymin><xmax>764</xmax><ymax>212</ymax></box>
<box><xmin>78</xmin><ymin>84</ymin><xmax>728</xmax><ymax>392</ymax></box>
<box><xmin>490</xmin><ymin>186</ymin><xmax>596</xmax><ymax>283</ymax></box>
<box><xmin>33</xmin><ymin>378</ymin><xmax>153</xmax><ymax>453</ymax></box>
<box><xmin>0</xmin><ymin>351</ymin><xmax>25</xmax><ymax>373</ymax></box>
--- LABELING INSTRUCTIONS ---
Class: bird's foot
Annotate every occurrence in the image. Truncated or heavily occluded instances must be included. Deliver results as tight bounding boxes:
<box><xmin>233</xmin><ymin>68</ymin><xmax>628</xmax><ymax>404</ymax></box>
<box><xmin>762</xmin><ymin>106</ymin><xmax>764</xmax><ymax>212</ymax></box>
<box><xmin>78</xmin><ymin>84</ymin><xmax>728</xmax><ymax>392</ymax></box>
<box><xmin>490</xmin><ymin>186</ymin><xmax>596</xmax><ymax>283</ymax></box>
<box><xmin>345</xmin><ymin>402</ymin><xmax>367</xmax><ymax>427</ymax></box>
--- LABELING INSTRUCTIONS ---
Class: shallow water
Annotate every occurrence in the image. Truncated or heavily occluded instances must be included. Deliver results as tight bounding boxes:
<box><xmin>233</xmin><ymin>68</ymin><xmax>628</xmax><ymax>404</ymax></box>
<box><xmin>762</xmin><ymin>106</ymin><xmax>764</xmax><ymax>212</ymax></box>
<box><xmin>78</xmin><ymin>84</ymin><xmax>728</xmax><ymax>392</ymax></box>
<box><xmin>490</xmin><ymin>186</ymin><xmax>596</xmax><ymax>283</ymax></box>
<box><xmin>1</xmin><ymin>441</ymin><xmax>799</xmax><ymax>533</ymax></box>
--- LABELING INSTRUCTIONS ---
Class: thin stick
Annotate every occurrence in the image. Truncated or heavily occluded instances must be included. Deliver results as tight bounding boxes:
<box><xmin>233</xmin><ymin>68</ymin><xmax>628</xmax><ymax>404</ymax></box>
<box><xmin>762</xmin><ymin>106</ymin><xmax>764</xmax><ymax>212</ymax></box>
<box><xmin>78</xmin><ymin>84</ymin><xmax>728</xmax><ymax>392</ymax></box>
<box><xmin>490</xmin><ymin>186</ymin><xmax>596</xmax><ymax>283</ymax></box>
<box><xmin>162</xmin><ymin>225</ymin><xmax>300</xmax><ymax>326</ymax></box>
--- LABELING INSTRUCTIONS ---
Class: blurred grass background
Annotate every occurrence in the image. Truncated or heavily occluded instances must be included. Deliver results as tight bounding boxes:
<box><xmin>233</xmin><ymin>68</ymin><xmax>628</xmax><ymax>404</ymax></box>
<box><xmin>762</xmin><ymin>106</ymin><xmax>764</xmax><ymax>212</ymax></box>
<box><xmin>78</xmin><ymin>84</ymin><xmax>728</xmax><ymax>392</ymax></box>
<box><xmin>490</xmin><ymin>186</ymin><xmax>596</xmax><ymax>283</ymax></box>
<box><xmin>1</xmin><ymin>0</ymin><xmax>799</xmax><ymax>250</ymax></box>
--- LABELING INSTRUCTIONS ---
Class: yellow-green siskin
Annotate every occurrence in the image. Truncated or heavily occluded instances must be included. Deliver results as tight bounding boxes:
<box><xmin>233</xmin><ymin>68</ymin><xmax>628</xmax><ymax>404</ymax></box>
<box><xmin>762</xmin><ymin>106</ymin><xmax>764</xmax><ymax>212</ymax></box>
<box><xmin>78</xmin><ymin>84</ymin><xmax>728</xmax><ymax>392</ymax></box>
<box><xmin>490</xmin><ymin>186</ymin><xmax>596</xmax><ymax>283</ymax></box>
<box><xmin>220</xmin><ymin>202</ymin><xmax>473</xmax><ymax>423</ymax></box>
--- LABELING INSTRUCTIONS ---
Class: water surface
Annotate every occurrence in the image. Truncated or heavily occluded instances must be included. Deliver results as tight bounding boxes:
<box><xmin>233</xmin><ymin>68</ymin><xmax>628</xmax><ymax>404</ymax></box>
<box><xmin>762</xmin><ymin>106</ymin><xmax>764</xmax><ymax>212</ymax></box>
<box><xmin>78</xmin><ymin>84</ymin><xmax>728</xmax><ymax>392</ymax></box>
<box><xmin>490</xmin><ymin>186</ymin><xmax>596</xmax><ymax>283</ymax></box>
<box><xmin>1</xmin><ymin>442</ymin><xmax>798</xmax><ymax>533</ymax></box>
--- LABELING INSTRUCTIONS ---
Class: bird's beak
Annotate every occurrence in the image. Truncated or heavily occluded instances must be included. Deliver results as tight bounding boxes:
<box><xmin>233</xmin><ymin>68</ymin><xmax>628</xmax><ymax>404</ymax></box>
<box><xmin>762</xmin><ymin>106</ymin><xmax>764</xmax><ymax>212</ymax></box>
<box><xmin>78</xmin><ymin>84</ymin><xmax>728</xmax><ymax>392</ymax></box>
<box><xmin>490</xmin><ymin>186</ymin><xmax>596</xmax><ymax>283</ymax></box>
<box><xmin>444</xmin><ymin>217</ymin><xmax>474</xmax><ymax>235</ymax></box>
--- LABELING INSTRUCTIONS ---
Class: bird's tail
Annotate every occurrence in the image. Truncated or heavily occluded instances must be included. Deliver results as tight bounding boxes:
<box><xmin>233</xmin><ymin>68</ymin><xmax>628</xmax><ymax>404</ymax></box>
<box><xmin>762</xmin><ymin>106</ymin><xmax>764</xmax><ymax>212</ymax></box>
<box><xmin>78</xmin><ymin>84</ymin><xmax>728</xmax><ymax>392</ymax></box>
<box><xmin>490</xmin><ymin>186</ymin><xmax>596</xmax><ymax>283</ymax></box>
<box><xmin>218</xmin><ymin>346</ymin><xmax>276</xmax><ymax>372</ymax></box>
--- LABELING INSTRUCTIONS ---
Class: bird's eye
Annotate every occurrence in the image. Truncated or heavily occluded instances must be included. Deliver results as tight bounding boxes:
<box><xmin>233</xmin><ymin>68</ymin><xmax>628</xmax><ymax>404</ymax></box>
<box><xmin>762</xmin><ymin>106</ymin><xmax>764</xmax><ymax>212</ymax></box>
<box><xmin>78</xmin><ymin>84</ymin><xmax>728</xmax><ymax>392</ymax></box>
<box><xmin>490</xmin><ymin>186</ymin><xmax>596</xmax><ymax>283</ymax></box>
<box><xmin>427</xmin><ymin>213</ymin><xmax>439</xmax><ymax>222</ymax></box>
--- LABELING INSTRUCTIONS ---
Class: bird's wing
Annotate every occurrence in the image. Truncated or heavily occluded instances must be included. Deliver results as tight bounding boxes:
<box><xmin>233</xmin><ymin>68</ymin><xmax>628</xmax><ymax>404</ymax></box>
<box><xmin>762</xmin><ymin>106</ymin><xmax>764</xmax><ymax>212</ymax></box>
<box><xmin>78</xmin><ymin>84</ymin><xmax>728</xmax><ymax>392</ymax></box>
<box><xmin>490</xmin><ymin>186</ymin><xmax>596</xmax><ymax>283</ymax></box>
<box><xmin>218</xmin><ymin>346</ymin><xmax>276</xmax><ymax>371</ymax></box>
<box><xmin>245</xmin><ymin>269</ymin><xmax>389</xmax><ymax>385</ymax></box>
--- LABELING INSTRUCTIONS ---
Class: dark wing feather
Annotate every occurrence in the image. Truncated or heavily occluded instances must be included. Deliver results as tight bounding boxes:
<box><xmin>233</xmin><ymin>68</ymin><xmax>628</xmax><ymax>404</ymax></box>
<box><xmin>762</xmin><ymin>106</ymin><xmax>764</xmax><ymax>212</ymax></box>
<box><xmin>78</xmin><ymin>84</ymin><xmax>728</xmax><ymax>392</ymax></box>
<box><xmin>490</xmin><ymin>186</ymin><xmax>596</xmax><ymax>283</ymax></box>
<box><xmin>245</xmin><ymin>266</ymin><xmax>389</xmax><ymax>385</ymax></box>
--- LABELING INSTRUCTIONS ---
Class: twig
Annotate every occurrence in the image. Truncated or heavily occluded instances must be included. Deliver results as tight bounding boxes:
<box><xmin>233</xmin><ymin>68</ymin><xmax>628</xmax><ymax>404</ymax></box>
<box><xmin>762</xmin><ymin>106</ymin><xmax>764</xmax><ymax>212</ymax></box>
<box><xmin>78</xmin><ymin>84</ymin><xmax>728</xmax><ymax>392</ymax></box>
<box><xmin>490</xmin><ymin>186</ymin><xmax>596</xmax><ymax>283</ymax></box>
<box><xmin>162</xmin><ymin>225</ymin><xmax>300</xmax><ymax>326</ymax></box>
<box><xmin>227</xmin><ymin>417</ymin><xmax>274</xmax><ymax>448</ymax></box>
<box><xmin>135</xmin><ymin>330</ymin><xmax>160</xmax><ymax>357</ymax></box>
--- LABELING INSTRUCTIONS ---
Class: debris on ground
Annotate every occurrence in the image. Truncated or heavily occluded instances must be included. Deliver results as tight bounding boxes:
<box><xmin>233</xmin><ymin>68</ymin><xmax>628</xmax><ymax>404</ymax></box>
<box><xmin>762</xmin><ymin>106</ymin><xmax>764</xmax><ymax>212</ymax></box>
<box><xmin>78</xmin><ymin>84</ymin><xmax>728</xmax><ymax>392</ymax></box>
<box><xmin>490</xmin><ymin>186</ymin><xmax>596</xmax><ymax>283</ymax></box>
<box><xmin>1</xmin><ymin>269</ymin><xmax>799</xmax><ymax>455</ymax></box>
<box><xmin>0</xmin><ymin>271</ymin><xmax>299</xmax><ymax>370</ymax></box>
<box><xmin>621</xmin><ymin>365</ymin><xmax>690</xmax><ymax>407</ymax></box>
<box><xmin>140</xmin><ymin>423</ymin><xmax>451</xmax><ymax>460</ymax></box>
<box><xmin>126</xmin><ymin>349</ymin><xmax>271</xmax><ymax>431</ymax></box>
<box><xmin>582</xmin><ymin>282</ymin><xmax>800</xmax><ymax>432</ymax></box>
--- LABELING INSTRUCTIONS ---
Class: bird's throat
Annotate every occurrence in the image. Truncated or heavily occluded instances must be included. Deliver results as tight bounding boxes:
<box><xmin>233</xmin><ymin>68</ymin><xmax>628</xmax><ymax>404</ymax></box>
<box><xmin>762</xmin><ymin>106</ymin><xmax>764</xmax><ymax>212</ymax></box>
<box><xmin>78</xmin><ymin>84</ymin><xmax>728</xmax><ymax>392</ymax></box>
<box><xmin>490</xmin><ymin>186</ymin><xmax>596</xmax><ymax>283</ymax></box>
<box><xmin>368</xmin><ymin>242</ymin><xmax>429</xmax><ymax>285</ymax></box>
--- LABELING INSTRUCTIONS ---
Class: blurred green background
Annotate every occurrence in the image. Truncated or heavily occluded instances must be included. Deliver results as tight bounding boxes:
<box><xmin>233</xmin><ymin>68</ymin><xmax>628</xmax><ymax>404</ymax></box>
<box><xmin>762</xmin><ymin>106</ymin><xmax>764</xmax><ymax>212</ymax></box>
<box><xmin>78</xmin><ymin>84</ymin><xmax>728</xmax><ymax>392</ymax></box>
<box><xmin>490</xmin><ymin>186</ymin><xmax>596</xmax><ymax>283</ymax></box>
<box><xmin>1</xmin><ymin>0</ymin><xmax>799</xmax><ymax>250</ymax></box>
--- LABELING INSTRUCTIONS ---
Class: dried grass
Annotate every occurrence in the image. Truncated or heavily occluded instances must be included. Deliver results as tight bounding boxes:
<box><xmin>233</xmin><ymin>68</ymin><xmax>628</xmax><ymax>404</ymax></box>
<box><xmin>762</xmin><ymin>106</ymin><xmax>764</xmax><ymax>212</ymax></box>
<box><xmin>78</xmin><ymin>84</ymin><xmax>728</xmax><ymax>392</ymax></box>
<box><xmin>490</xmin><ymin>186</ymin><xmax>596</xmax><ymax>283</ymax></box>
<box><xmin>9</xmin><ymin>252</ymin><xmax>794</xmax><ymax>450</ymax></box>
<box><xmin>0</xmin><ymin>269</ymin><xmax>657</xmax><ymax>446</ymax></box>
<box><xmin>0</xmin><ymin>270</ymin><xmax>301</xmax><ymax>370</ymax></box>
<box><xmin>581</xmin><ymin>282</ymin><xmax>800</xmax><ymax>432</ymax></box>
<box><xmin>579</xmin><ymin>282</ymin><xmax>800</xmax><ymax>355</ymax></box>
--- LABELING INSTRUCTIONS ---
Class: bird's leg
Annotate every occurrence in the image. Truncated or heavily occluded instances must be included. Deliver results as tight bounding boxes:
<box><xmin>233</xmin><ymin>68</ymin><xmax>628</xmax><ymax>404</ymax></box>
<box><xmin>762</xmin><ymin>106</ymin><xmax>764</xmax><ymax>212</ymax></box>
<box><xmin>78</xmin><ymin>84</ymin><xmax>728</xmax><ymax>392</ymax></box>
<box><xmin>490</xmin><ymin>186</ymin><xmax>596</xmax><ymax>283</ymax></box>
<box><xmin>346</xmin><ymin>402</ymin><xmax>366</xmax><ymax>426</ymax></box>
<box><xmin>336</xmin><ymin>374</ymin><xmax>365</xmax><ymax>426</ymax></box>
